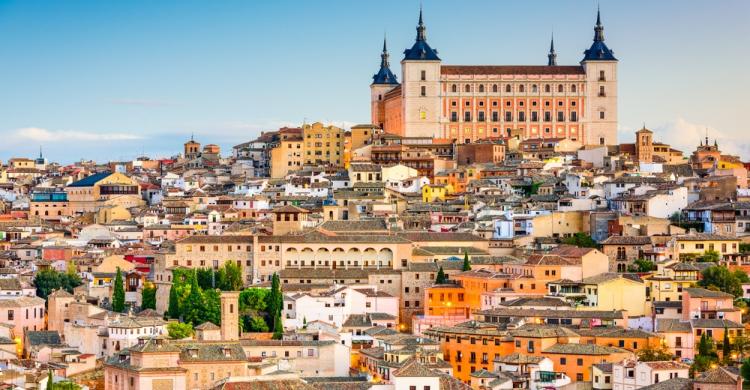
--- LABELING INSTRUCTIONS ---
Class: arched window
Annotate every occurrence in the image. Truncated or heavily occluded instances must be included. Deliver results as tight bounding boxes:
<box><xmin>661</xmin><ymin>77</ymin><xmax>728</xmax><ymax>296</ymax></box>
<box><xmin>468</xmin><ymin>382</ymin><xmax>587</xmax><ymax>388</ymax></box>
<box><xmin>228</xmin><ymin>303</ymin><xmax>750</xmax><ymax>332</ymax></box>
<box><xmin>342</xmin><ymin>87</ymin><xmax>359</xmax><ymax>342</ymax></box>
<box><xmin>617</xmin><ymin>247</ymin><xmax>626</xmax><ymax>260</ymax></box>
<box><xmin>519</xmin><ymin>85</ymin><xmax>525</xmax><ymax>93</ymax></box>
<box><xmin>571</xmin><ymin>85</ymin><xmax>577</xmax><ymax>93</ymax></box>
<box><xmin>451</xmin><ymin>84</ymin><xmax>457</xmax><ymax>93</ymax></box>
<box><xmin>544</xmin><ymin>84</ymin><xmax>551</xmax><ymax>93</ymax></box>
<box><xmin>558</xmin><ymin>84</ymin><xmax>564</xmax><ymax>93</ymax></box>
<box><xmin>465</xmin><ymin>84</ymin><xmax>471</xmax><ymax>93</ymax></box>
<box><xmin>505</xmin><ymin>84</ymin><xmax>511</xmax><ymax>93</ymax></box>
<box><xmin>492</xmin><ymin>84</ymin><xmax>498</xmax><ymax>93</ymax></box>
<box><xmin>532</xmin><ymin>84</ymin><xmax>538</xmax><ymax>93</ymax></box>
<box><xmin>479</xmin><ymin>84</ymin><xmax>485</xmax><ymax>93</ymax></box>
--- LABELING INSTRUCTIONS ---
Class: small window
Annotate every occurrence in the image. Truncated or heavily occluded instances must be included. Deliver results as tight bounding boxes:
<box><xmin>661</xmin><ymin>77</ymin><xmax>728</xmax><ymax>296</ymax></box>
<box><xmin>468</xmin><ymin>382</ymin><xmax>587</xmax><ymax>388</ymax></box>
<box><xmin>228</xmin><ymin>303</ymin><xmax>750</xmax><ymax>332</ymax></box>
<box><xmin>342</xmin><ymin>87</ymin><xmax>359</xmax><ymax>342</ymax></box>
<box><xmin>420</xmin><ymin>86</ymin><xmax>426</xmax><ymax>96</ymax></box>
<box><xmin>420</xmin><ymin>70</ymin><xmax>426</xmax><ymax>81</ymax></box>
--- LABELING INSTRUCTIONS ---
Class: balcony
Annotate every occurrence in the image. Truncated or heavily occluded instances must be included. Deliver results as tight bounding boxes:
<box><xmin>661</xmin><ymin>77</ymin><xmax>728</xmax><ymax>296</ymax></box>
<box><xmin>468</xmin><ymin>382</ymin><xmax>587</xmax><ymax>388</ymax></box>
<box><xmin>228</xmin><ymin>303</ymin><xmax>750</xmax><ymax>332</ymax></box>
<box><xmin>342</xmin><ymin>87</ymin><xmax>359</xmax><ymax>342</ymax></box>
<box><xmin>534</xmin><ymin>371</ymin><xmax>571</xmax><ymax>388</ymax></box>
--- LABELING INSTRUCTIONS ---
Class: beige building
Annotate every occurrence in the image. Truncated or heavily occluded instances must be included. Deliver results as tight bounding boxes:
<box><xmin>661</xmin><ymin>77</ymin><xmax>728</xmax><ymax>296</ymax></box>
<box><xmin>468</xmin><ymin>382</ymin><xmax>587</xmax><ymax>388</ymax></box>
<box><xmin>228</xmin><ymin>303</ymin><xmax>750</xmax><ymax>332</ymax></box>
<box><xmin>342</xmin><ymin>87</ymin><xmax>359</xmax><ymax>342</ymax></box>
<box><xmin>163</xmin><ymin>236</ymin><xmax>253</xmax><ymax>284</ymax></box>
<box><xmin>65</xmin><ymin>172</ymin><xmax>143</xmax><ymax>215</ymax></box>
<box><xmin>270</xmin><ymin>129</ymin><xmax>303</xmax><ymax>178</ymax></box>
<box><xmin>303</xmin><ymin>122</ymin><xmax>343</xmax><ymax>167</ymax></box>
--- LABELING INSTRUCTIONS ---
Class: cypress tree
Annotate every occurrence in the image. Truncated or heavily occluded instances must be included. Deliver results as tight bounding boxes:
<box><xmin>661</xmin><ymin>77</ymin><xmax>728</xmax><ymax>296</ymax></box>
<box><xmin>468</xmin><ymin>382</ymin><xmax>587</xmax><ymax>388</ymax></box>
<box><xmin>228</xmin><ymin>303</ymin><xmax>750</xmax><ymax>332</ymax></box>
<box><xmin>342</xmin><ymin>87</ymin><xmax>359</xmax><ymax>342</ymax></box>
<box><xmin>112</xmin><ymin>267</ymin><xmax>125</xmax><ymax>312</ymax></box>
<box><xmin>436</xmin><ymin>266</ymin><xmax>447</xmax><ymax>284</ymax></box>
<box><xmin>723</xmin><ymin>326</ymin><xmax>732</xmax><ymax>361</ymax></box>
<box><xmin>462</xmin><ymin>252</ymin><xmax>472</xmax><ymax>271</ymax></box>
<box><xmin>168</xmin><ymin>283</ymin><xmax>180</xmax><ymax>319</ymax></box>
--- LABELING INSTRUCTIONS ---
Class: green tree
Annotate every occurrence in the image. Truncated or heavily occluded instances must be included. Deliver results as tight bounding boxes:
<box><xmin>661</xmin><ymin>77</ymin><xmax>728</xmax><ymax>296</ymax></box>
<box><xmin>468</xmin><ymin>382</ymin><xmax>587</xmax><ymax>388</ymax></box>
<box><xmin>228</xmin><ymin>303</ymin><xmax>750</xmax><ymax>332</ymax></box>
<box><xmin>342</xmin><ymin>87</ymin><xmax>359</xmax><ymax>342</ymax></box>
<box><xmin>239</xmin><ymin>288</ymin><xmax>269</xmax><ymax>312</ymax></box>
<box><xmin>168</xmin><ymin>284</ymin><xmax>180</xmax><ymax>319</ymax></box>
<box><xmin>723</xmin><ymin>326</ymin><xmax>732</xmax><ymax>362</ymax></box>
<box><xmin>167</xmin><ymin>322</ymin><xmax>193</xmax><ymax>339</ymax></box>
<box><xmin>741</xmin><ymin>358</ymin><xmax>750</xmax><ymax>382</ymax></box>
<box><xmin>435</xmin><ymin>266</ymin><xmax>447</xmax><ymax>284</ymax></box>
<box><xmin>196</xmin><ymin>268</ymin><xmax>215</xmax><ymax>290</ymax></box>
<box><xmin>462</xmin><ymin>252</ymin><xmax>472</xmax><ymax>271</ymax></box>
<box><xmin>112</xmin><ymin>267</ymin><xmax>126</xmax><ymax>312</ymax></box>
<box><xmin>699</xmin><ymin>266</ymin><xmax>748</xmax><ymax>297</ymax></box>
<box><xmin>217</xmin><ymin>261</ymin><xmax>243</xmax><ymax>291</ymax></box>
<box><xmin>267</xmin><ymin>273</ymin><xmax>283</xmax><ymax>333</ymax></box>
<box><xmin>636</xmin><ymin>344</ymin><xmax>674</xmax><ymax>362</ymax></box>
<box><xmin>740</xmin><ymin>243</ymin><xmax>750</xmax><ymax>253</ymax></box>
<box><xmin>202</xmin><ymin>288</ymin><xmax>222</xmax><ymax>326</ymax></box>
<box><xmin>141</xmin><ymin>283</ymin><xmax>156</xmax><ymax>310</ymax></box>
<box><xmin>272</xmin><ymin>311</ymin><xmax>283</xmax><ymax>339</ymax></box>
<box><xmin>181</xmin><ymin>273</ymin><xmax>205</xmax><ymax>325</ymax></box>
<box><xmin>628</xmin><ymin>258</ymin><xmax>656</xmax><ymax>273</ymax></box>
<box><xmin>560</xmin><ymin>232</ymin><xmax>598</xmax><ymax>248</ymax></box>
<box><xmin>702</xmin><ymin>249</ymin><xmax>721</xmax><ymax>263</ymax></box>
<box><xmin>735</xmin><ymin>335</ymin><xmax>750</xmax><ymax>360</ymax></box>
<box><xmin>242</xmin><ymin>316</ymin><xmax>269</xmax><ymax>332</ymax></box>
<box><xmin>34</xmin><ymin>269</ymin><xmax>82</xmax><ymax>300</ymax></box>
<box><xmin>46</xmin><ymin>370</ymin><xmax>53</xmax><ymax>390</ymax></box>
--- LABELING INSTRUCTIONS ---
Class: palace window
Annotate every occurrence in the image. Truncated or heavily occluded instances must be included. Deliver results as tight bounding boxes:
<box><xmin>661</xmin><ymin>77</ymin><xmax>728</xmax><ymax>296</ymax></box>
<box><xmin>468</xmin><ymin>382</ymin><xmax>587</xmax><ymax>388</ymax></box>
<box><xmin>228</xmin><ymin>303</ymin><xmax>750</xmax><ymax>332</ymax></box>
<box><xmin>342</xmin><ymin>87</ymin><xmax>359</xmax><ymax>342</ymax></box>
<box><xmin>465</xmin><ymin>84</ymin><xmax>471</xmax><ymax>93</ymax></box>
<box><xmin>478</xmin><ymin>111</ymin><xmax>485</xmax><ymax>122</ymax></box>
<box><xmin>518</xmin><ymin>111</ymin><xmax>526</xmax><ymax>121</ymax></box>
<box><xmin>571</xmin><ymin>84</ymin><xmax>577</xmax><ymax>93</ymax></box>
<box><xmin>519</xmin><ymin>84</ymin><xmax>525</xmax><ymax>93</ymax></box>
<box><xmin>478</xmin><ymin>84</ymin><xmax>485</xmax><ymax>93</ymax></box>
<box><xmin>505</xmin><ymin>111</ymin><xmax>512</xmax><ymax>122</ymax></box>
<box><xmin>421</xmin><ymin>86</ymin><xmax>426</xmax><ymax>96</ymax></box>
<box><xmin>505</xmin><ymin>84</ymin><xmax>511</xmax><ymax>93</ymax></box>
<box><xmin>558</xmin><ymin>84</ymin><xmax>564</xmax><ymax>93</ymax></box>
<box><xmin>451</xmin><ymin>84</ymin><xmax>457</xmax><ymax>93</ymax></box>
<box><xmin>464</xmin><ymin>112</ymin><xmax>472</xmax><ymax>122</ymax></box>
<box><xmin>599</xmin><ymin>86</ymin><xmax>606</xmax><ymax>97</ymax></box>
<box><xmin>532</xmin><ymin>84</ymin><xmax>538</xmax><ymax>93</ymax></box>
<box><xmin>420</xmin><ymin>70</ymin><xmax>426</xmax><ymax>81</ymax></box>
<box><xmin>545</xmin><ymin>84</ymin><xmax>551</xmax><ymax>93</ymax></box>
<box><xmin>492</xmin><ymin>84</ymin><xmax>498</xmax><ymax>93</ymax></box>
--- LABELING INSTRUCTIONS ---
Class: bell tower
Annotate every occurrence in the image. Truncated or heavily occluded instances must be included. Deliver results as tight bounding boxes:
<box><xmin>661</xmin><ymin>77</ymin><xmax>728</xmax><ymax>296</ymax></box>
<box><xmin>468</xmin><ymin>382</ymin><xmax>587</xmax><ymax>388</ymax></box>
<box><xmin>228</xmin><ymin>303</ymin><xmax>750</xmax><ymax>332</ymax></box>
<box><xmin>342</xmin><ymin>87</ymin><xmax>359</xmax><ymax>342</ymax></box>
<box><xmin>581</xmin><ymin>7</ymin><xmax>618</xmax><ymax>146</ymax></box>
<box><xmin>220</xmin><ymin>291</ymin><xmax>240</xmax><ymax>340</ymax></box>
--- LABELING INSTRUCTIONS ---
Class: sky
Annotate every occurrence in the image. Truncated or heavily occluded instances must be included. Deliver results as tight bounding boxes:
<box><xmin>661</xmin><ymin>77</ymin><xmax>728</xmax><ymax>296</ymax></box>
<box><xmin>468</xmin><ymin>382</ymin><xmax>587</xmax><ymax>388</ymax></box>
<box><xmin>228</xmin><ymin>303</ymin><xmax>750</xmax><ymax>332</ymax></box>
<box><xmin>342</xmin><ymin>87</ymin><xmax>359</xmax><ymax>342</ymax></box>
<box><xmin>0</xmin><ymin>0</ymin><xmax>748</xmax><ymax>163</ymax></box>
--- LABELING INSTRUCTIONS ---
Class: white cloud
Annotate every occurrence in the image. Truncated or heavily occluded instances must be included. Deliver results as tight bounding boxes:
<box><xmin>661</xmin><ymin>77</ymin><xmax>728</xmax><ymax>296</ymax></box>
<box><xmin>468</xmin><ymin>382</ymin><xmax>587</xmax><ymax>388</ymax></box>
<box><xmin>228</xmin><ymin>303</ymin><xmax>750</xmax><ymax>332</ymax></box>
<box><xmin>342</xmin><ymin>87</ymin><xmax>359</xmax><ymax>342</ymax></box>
<box><xmin>14</xmin><ymin>127</ymin><xmax>144</xmax><ymax>142</ymax></box>
<box><xmin>619</xmin><ymin>118</ymin><xmax>750</xmax><ymax>160</ymax></box>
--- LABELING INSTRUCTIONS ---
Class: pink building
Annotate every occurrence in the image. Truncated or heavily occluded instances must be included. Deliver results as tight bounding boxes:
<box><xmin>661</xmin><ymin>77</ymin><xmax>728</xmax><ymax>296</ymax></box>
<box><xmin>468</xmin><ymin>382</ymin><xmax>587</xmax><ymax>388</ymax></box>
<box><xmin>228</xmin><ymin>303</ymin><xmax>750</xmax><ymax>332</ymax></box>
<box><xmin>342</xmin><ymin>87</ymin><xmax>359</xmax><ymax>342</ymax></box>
<box><xmin>0</xmin><ymin>296</ymin><xmax>46</xmax><ymax>345</ymax></box>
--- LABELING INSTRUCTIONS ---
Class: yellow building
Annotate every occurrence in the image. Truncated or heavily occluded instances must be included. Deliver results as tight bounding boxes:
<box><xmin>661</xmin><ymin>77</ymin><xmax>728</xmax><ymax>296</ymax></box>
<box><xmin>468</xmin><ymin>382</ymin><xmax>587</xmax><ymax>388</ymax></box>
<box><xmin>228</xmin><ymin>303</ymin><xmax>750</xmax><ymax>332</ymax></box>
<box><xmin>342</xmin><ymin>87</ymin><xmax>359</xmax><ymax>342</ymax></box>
<box><xmin>96</xmin><ymin>204</ymin><xmax>132</xmax><ymax>224</ymax></box>
<box><xmin>422</xmin><ymin>183</ymin><xmax>453</xmax><ymax>203</ymax></box>
<box><xmin>8</xmin><ymin>158</ymin><xmax>35</xmax><ymax>169</ymax></box>
<box><xmin>303</xmin><ymin>122</ymin><xmax>344</xmax><ymax>167</ymax></box>
<box><xmin>270</xmin><ymin>132</ymin><xmax>303</xmax><ymax>178</ymax></box>
<box><xmin>64</xmin><ymin>172</ymin><xmax>144</xmax><ymax>215</ymax></box>
<box><xmin>530</xmin><ymin>211</ymin><xmax>586</xmax><ymax>238</ymax></box>
<box><xmin>579</xmin><ymin>273</ymin><xmax>648</xmax><ymax>316</ymax></box>
<box><xmin>672</xmin><ymin>233</ymin><xmax>740</xmax><ymax>260</ymax></box>
<box><xmin>644</xmin><ymin>261</ymin><xmax>700</xmax><ymax>304</ymax></box>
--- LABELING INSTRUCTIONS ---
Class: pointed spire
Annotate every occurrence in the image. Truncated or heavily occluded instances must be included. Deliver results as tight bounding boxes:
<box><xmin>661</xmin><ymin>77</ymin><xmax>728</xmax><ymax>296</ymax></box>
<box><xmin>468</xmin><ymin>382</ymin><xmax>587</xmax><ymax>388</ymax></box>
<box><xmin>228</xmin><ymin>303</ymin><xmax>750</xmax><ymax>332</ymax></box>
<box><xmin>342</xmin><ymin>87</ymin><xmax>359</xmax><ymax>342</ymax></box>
<box><xmin>416</xmin><ymin>5</ymin><xmax>427</xmax><ymax>42</ymax></box>
<box><xmin>381</xmin><ymin>35</ymin><xmax>390</xmax><ymax>69</ymax></box>
<box><xmin>547</xmin><ymin>32</ymin><xmax>557</xmax><ymax>66</ymax></box>
<box><xmin>39</xmin><ymin>145</ymin><xmax>43</xmax><ymax>159</ymax></box>
<box><xmin>594</xmin><ymin>5</ymin><xmax>605</xmax><ymax>42</ymax></box>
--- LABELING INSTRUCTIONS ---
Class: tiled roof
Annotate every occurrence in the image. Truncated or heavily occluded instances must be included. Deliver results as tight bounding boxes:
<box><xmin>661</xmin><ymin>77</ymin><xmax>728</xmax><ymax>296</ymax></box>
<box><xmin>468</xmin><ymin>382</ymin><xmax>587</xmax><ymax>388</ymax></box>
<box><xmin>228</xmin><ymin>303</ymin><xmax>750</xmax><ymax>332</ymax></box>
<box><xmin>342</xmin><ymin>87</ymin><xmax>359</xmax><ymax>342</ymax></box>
<box><xmin>639</xmin><ymin>378</ymin><xmax>693</xmax><ymax>390</ymax></box>
<box><xmin>26</xmin><ymin>331</ymin><xmax>62</xmax><ymax>346</ymax></box>
<box><xmin>543</xmin><ymin>343</ymin><xmax>630</xmax><ymax>355</ymax></box>
<box><xmin>600</xmin><ymin>235</ymin><xmax>652</xmax><ymax>245</ymax></box>
<box><xmin>441</xmin><ymin>65</ymin><xmax>584</xmax><ymax>75</ymax></box>
<box><xmin>695</xmin><ymin>366</ymin><xmax>740</xmax><ymax>384</ymax></box>
<box><xmin>684</xmin><ymin>287</ymin><xmax>733</xmax><ymax>299</ymax></box>
<box><xmin>67</xmin><ymin>172</ymin><xmax>112</xmax><ymax>187</ymax></box>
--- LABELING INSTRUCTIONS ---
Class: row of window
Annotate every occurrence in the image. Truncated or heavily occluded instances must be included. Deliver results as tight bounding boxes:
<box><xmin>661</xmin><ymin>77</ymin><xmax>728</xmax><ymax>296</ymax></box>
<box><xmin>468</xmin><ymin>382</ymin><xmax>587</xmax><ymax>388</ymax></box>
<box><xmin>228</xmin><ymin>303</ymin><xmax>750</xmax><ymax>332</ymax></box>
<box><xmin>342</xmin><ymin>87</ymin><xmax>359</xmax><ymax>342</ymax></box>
<box><xmin>6</xmin><ymin>307</ymin><xmax>43</xmax><ymax>320</ymax></box>
<box><xmin>450</xmin><ymin>110</ymin><xmax>578</xmax><ymax>123</ymax></box>
<box><xmin>449</xmin><ymin>83</ymin><xmax>580</xmax><ymax>94</ymax></box>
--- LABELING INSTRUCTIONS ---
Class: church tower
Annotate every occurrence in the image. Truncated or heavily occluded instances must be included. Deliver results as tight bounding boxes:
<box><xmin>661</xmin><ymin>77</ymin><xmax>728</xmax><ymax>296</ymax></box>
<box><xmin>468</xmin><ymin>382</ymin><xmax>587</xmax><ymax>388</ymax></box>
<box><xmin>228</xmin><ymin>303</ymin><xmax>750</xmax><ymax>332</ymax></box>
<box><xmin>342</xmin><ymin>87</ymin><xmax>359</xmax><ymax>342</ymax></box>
<box><xmin>371</xmin><ymin>36</ymin><xmax>399</xmax><ymax>130</ymax></box>
<box><xmin>581</xmin><ymin>7</ymin><xmax>618</xmax><ymax>146</ymax></box>
<box><xmin>184</xmin><ymin>134</ymin><xmax>201</xmax><ymax>160</ymax></box>
<box><xmin>220</xmin><ymin>291</ymin><xmax>240</xmax><ymax>341</ymax></box>
<box><xmin>401</xmin><ymin>7</ymin><xmax>442</xmax><ymax>139</ymax></box>
<box><xmin>547</xmin><ymin>34</ymin><xmax>557</xmax><ymax>66</ymax></box>
<box><xmin>635</xmin><ymin>126</ymin><xmax>654</xmax><ymax>163</ymax></box>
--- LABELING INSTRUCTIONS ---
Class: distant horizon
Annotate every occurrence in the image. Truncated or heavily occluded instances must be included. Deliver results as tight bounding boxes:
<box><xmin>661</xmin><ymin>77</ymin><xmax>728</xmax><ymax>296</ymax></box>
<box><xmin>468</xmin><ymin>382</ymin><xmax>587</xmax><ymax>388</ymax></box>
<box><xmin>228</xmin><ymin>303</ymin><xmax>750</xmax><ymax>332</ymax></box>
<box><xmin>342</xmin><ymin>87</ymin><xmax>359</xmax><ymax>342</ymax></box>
<box><xmin>1</xmin><ymin>0</ymin><xmax>748</xmax><ymax>163</ymax></box>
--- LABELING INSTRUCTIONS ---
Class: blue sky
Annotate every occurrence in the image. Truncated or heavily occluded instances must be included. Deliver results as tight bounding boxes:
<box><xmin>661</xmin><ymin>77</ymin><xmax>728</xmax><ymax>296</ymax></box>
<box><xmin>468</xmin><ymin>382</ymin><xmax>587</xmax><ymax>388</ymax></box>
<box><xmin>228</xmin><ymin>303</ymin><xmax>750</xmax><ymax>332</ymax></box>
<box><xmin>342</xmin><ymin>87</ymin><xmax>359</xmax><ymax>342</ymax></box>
<box><xmin>0</xmin><ymin>0</ymin><xmax>748</xmax><ymax>163</ymax></box>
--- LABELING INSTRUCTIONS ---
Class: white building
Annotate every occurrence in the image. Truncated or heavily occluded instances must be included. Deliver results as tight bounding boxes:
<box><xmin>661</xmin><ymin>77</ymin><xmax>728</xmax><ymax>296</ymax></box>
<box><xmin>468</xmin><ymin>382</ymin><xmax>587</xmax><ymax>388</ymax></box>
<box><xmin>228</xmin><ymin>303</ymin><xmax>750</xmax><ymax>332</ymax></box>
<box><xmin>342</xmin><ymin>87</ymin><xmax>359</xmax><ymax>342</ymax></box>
<box><xmin>282</xmin><ymin>285</ymin><xmax>399</xmax><ymax>330</ymax></box>
<box><xmin>612</xmin><ymin>360</ymin><xmax>689</xmax><ymax>390</ymax></box>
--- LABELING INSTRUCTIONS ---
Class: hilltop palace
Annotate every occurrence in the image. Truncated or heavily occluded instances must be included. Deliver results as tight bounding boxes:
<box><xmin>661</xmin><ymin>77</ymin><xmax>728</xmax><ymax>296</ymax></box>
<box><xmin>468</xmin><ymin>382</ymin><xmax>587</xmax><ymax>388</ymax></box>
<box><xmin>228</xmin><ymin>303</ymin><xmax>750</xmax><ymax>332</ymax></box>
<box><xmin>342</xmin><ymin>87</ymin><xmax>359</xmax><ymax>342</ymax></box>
<box><xmin>370</xmin><ymin>8</ymin><xmax>618</xmax><ymax>146</ymax></box>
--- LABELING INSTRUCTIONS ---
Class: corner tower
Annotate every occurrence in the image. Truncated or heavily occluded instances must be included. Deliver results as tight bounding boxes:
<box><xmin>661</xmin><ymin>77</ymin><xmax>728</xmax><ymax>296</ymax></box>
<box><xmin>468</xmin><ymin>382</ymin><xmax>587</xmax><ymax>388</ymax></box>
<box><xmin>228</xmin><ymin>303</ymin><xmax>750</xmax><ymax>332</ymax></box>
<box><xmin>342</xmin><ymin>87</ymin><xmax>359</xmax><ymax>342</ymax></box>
<box><xmin>371</xmin><ymin>36</ymin><xmax>399</xmax><ymax>130</ymax></box>
<box><xmin>401</xmin><ymin>7</ymin><xmax>442</xmax><ymax>138</ymax></box>
<box><xmin>581</xmin><ymin>7</ymin><xmax>618</xmax><ymax>146</ymax></box>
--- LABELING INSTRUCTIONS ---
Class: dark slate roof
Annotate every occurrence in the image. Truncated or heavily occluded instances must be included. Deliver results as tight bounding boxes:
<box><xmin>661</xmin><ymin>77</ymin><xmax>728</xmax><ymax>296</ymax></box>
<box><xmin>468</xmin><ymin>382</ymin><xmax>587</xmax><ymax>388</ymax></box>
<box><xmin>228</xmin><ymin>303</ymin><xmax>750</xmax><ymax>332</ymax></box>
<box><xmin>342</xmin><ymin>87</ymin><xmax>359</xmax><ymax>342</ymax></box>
<box><xmin>68</xmin><ymin>172</ymin><xmax>112</xmax><ymax>187</ymax></box>
<box><xmin>582</xmin><ymin>10</ymin><xmax>617</xmax><ymax>61</ymax></box>
<box><xmin>26</xmin><ymin>331</ymin><xmax>62</xmax><ymax>346</ymax></box>
<box><xmin>640</xmin><ymin>378</ymin><xmax>693</xmax><ymax>390</ymax></box>
<box><xmin>403</xmin><ymin>10</ymin><xmax>440</xmax><ymax>61</ymax></box>
<box><xmin>372</xmin><ymin>39</ymin><xmax>399</xmax><ymax>85</ymax></box>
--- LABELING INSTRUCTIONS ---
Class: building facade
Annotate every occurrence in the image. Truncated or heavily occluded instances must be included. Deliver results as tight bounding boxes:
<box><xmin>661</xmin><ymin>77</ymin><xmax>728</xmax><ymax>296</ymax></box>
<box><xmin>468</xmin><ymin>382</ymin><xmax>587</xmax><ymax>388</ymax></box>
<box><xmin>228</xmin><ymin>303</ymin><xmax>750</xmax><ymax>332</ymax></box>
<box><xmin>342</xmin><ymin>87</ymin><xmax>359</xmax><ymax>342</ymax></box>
<box><xmin>371</xmin><ymin>9</ymin><xmax>618</xmax><ymax>146</ymax></box>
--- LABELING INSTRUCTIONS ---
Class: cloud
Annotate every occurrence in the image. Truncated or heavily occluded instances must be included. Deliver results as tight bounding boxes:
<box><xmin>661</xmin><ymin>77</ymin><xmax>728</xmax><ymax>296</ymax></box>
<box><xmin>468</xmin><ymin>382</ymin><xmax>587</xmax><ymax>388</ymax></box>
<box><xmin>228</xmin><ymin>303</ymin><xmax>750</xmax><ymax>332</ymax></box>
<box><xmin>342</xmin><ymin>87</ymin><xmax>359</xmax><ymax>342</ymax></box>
<box><xmin>14</xmin><ymin>127</ymin><xmax>145</xmax><ymax>142</ymax></box>
<box><xmin>108</xmin><ymin>98</ymin><xmax>179</xmax><ymax>107</ymax></box>
<box><xmin>619</xmin><ymin>118</ymin><xmax>750</xmax><ymax>160</ymax></box>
